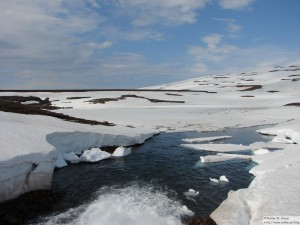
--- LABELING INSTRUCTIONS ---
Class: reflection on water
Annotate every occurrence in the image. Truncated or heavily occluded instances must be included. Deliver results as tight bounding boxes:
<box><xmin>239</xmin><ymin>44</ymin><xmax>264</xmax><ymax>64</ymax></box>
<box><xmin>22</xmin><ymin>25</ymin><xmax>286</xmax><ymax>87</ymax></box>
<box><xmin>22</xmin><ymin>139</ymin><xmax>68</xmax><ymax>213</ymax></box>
<box><xmin>31</xmin><ymin>126</ymin><xmax>271</xmax><ymax>224</ymax></box>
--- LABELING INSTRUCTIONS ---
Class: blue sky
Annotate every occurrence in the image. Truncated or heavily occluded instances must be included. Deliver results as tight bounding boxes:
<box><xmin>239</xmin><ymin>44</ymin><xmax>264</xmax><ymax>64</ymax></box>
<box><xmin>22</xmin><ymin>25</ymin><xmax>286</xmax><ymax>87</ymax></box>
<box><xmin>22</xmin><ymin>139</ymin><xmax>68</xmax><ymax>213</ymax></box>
<box><xmin>0</xmin><ymin>0</ymin><xmax>299</xmax><ymax>89</ymax></box>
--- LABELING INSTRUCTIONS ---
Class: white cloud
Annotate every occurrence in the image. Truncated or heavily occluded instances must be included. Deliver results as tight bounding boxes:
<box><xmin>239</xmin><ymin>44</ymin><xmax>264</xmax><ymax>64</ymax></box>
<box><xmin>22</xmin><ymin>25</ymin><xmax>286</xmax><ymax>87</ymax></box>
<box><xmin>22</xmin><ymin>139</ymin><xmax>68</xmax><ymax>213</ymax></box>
<box><xmin>188</xmin><ymin>33</ymin><xmax>238</xmax><ymax>74</ymax></box>
<box><xmin>213</xmin><ymin>17</ymin><xmax>242</xmax><ymax>38</ymax></box>
<box><xmin>218</xmin><ymin>0</ymin><xmax>255</xmax><ymax>10</ymax></box>
<box><xmin>188</xmin><ymin>38</ymin><xmax>300</xmax><ymax>76</ymax></box>
<box><xmin>202</xmin><ymin>33</ymin><xmax>223</xmax><ymax>49</ymax></box>
<box><xmin>117</xmin><ymin>0</ymin><xmax>211</xmax><ymax>26</ymax></box>
<box><xmin>190</xmin><ymin>34</ymin><xmax>237</xmax><ymax>62</ymax></box>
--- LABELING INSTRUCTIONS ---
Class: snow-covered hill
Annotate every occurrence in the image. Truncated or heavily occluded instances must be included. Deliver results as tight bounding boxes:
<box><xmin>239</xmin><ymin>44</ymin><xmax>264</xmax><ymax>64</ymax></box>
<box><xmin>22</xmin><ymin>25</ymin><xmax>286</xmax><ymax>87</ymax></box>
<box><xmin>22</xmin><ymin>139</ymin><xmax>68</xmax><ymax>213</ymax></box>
<box><xmin>0</xmin><ymin>65</ymin><xmax>299</xmax><ymax>225</ymax></box>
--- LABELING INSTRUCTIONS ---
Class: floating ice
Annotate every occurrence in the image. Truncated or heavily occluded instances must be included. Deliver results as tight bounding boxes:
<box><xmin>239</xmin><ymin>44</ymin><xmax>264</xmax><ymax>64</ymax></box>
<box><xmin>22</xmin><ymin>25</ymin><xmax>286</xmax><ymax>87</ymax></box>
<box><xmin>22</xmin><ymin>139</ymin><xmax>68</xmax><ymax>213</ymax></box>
<box><xmin>182</xmin><ymin>143</ymin><xmax>250</xmax><ymax>152</ymax></box>
<box><xmin>210</xmin><ymin>178</ymin><xmax>219</xmax><ymax>183</ymax></box>
<box><xmin>183</xmin><ymin>189</ymin><xmax>199</xmax><ymax>197</ymax></box>
<box><xmin>182</xmin><ymin>136</ymin><xmax>232</xmax><ymax>143</ymax></box>
<box><xmin>210</xmin><ymin>176</ymin><xmax>229</xmax><ymax>184</ymax></box>
<box><xmin>63</xmin><ymin>151</ymin><xmax>80</xmax><ymax>163</ymax></box>
<box><xmin>79</xmin><ymin>148</ymin><xmax>111</xmax><ymax>162</ymax></box>
<box><xmin>112</xmin><ymin>146</ymin><xmax>131</xmax><ymax>157</ymax></box>
<box><xmin>200</xmin><ymin>153</ymin><xmax>251</xmax><ymax>163</ymax></box>
<box><xmin>219</xmin><ymin>175</ymin><xmax>229</xmax><ymax>182</ymax></box>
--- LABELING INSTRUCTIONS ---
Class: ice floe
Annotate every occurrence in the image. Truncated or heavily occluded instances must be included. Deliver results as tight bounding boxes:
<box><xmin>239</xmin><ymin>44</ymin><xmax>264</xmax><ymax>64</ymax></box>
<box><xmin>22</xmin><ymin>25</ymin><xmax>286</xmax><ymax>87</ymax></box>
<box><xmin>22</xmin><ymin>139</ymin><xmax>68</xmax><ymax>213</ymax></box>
<box><xmin>112</xmin><ymin>146</ymin><xmax>132</xmax><ymax>157</ymax></box>
<box><xmin>182</xmin><ymin>143</ymin><xmax>250</xmax><ymax>152</ymax></box>
<box><xmin>182</xmin><ymin>136</ymin><xmax>232</xmax><ymax>143</ymax></box>
<box><xmin>79</xmin><ymin>148</ymin><xmax>111</xmax><ymax>163</ymax></box>
<box><xmin>183</xmin><ymin>189</ymin><xmax>199</xmax><ymax>197</ymax></box>
<box><xmin>200</xmin><ymin>153</ymin><xmax>251</xmax><ymax>163</ymax></box>
<box><xmin>210</xmin><ymin>175</ymin><xmax>229</xmax><ymax>184</ymax></box>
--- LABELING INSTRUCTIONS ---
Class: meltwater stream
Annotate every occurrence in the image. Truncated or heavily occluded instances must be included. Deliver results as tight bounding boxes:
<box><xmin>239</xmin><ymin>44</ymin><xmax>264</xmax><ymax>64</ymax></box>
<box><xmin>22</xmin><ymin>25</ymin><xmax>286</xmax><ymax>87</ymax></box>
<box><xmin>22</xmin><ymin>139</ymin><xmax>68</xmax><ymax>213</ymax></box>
<box><xmin>31</xmin><ymin>126</ymin><xmax>271</xmax><ymax>225</ymax></box>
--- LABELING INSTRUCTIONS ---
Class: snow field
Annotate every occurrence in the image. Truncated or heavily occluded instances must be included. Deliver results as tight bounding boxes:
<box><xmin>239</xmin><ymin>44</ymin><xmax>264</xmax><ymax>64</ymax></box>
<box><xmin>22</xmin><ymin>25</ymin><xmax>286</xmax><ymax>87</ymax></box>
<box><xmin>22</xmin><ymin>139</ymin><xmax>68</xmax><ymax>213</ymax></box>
<box><xmin>0</xmin><ymin>65</ymin><xmax>300</xmax><ymax>225</ymax></box>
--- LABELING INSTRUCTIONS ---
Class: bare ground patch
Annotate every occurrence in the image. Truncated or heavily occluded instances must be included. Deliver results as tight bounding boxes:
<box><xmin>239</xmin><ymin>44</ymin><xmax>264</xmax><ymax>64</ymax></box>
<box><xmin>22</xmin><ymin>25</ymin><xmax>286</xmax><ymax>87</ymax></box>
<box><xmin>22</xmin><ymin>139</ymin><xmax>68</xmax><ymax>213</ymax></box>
<box><xmin>165</xmin><ymin>93</ymin><xmax>183</xmax><ymax>96</ymax></box>
<box><xmin>88</xmin><ymin>94</ymin><xmax>185</xmax><ymax>104</ymax></box>
<box><xmin>284</xmin><ymin>103</ymin><xmax>300</xmax><ymax>107</ymax></box>
<box><xmin>236</xmin><ymin>85</ymin><xmax>262</xmax><ymax>91</ymax></box>
<box><xmin>0</xmin><ymin>96</ymin><xmax>114</xmax><ymax>126</ymax></box>
<box><xmin>66</xmin><ymin>96</ymin><xmax>91</xmax><ymax>100</ymax></box>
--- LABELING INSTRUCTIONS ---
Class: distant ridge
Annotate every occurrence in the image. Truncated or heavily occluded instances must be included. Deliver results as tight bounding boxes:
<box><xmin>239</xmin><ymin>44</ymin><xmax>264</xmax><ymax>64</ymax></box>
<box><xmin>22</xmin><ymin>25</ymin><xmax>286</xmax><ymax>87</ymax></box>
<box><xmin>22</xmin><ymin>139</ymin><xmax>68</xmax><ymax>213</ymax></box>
<box><xmin>0</xmin><ymin>89</ymin><xmax>217</xmax><ymax>93</ymax></box>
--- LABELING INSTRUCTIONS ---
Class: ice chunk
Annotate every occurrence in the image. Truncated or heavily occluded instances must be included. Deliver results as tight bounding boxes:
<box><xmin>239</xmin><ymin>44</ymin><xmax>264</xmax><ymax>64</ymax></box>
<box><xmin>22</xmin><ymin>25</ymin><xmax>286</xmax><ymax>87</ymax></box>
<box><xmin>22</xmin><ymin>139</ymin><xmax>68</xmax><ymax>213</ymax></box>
<box><xmin>55</xmin><ymin>153</ymin><xmax>68</xmax><ymax>168</ymax></box>
<box><xmin>63</xmin><ymin>151</ymin><xmax>80</xmax><ymax>163</ymax></box>
<box><xmin>183</xmin><ymin>189</ymin><xmax>199</xmax><ymax>197</ymax></box>
<box><xmin>253</xmin><ymin>148</ymin><xmax>270</xmax><ymax>155</ymax></box>
<box><xmin>219</xmin><ymin>175</ymin><xmax>229</xmax><ymax>182</ymax></box>
<box><xmin>80</xmin><ymin>148</ymin><xmax>111</xmax><ymax>162</ymax></box>
<box><xmin>210</xmin><ymin>178</ymin><xmax>219</xmax><ymax>183</ymax></box>
<box><xmin>210</xmin><ymin>176</ymin><xmax>229</xmax><ymax>184</ymax></box>
<box><xmin>112</xmin><ymin>146</ymin><xmax>131</xmax><ymax>157</ymax></box>
<box><xmin>200</xmin><ymin>153</ymin><xmax>251</xmax><ymax>163</ymax></box>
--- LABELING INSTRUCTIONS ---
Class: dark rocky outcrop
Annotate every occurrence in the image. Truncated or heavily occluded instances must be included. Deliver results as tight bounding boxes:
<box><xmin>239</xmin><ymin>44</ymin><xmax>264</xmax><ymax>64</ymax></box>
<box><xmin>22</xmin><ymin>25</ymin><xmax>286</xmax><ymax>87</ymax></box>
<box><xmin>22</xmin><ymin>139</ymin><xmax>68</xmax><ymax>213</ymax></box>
<box><xmin>185</xmin><ymin>217</ymin><xmax>217</xmax><ymax>225</ymax></box>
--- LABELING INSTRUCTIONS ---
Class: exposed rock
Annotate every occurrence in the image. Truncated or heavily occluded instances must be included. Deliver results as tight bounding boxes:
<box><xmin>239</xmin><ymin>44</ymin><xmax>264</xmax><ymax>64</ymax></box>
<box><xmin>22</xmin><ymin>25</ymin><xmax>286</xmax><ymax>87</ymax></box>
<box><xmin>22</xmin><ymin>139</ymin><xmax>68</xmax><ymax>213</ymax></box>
<box><xmin>185</xmin><ymin>217</ymin><xmax>217</xmax><ymax>225</ymax></box>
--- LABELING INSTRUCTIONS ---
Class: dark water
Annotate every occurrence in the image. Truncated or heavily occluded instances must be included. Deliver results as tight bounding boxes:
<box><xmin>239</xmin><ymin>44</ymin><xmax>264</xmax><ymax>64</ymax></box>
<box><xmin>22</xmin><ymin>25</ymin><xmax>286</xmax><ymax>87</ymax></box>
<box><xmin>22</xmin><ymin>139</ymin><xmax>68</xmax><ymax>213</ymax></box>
<box><xmin>33</xmin><ymin>126</ymin><xmax>271</xmax><ymax>223</ymax></box>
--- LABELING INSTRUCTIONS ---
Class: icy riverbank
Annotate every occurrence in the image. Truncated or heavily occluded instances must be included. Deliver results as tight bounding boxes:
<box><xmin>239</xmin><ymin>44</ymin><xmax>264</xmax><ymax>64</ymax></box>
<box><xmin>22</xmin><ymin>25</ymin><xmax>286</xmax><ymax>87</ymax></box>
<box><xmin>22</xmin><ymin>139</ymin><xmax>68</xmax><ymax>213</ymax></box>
<box><xmin>211</xmin><ymin>121</ymin><xmax>300</xmax><ymax>225</ymax></box>
<box><xmin>0</xmin><ymin>111</ymin><xmax>157</xmax><ymax>202</ymax></box>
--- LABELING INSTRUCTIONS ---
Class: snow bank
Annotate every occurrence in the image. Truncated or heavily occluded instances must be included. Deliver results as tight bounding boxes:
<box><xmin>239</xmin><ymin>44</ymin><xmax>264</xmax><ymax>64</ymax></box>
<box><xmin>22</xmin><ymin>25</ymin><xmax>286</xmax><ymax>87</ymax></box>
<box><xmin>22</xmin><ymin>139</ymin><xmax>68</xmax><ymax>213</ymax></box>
<box><xmin>211</xmin><ymin>121</ymin><xmax>300</xmax><ymax>225</ymax></box>
<box><xmin>112</xmin><ymin>146</ymin><xmax>132</xmax><ymax>157</ymax></box>
<box><xmin>0</xmin><ymin>111</ymin><xmax>156</xmax><ymax>202</ymax></box>
<box><xmin>80</xmin><ymin>148</ymin><xmax>111</xmax><ymax>162</ymax></box>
